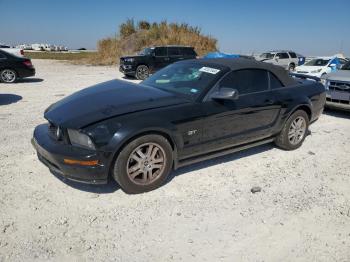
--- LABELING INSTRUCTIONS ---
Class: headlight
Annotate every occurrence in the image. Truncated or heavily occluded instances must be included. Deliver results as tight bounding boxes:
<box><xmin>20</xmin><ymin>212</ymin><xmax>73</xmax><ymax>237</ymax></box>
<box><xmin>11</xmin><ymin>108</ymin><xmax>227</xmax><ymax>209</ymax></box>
<box><xmin>68</xmin><ymin>129</ymin><xmax>95</xmax><ymax>150</ymax></box>
<box><xmin>124</xmin><ymin>58</ymin><xmax>134</xmax><ymax>63</ymax></box>
<box><xmin>324</xmin><ymin>80</ymin><xmax>330</xmax><ymax>90</ymax></box>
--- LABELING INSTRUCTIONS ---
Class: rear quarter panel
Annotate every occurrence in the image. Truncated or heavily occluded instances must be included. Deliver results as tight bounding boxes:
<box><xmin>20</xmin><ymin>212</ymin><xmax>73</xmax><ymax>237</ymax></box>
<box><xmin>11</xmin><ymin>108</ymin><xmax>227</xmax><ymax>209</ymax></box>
<box><xmin>272</xmin><ymin>80</ymin><xmax>325</xmax><ymax>134</ymax></box>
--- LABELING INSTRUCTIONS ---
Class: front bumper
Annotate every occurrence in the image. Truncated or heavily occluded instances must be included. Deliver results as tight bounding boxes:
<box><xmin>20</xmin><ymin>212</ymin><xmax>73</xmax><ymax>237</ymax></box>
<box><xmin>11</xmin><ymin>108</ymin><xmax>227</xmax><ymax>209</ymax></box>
<box><xmin>32</xmin><ymin>124</ymin><xmax>111</xmax><ymax>184</ymax></box>
<box><xmin>326</xmin><ymin>91</ymin><xmax>350</xmax><ymax>111</ymax></box>
<box><xmin>119</xmin><ymin>64</ymin><xmax>136</xmax><ymax>75</ymax></box>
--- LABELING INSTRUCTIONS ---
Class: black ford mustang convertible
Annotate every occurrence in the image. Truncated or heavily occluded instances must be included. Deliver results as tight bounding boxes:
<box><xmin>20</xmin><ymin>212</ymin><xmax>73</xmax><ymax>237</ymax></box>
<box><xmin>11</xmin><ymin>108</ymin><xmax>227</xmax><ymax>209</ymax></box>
<box><xmin>32</xmin><ymin>58</ymin><xmax>326</xmax><ymax>193</ymax></box>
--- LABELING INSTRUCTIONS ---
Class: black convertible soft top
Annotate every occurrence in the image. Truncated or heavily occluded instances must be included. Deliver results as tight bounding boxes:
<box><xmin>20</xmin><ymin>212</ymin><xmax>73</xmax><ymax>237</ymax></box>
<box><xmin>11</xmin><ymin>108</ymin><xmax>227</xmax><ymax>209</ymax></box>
<box><xmin>183</xmin><ymin>58</ymin><xmax>297</xmax><ymax>87</ymax></box>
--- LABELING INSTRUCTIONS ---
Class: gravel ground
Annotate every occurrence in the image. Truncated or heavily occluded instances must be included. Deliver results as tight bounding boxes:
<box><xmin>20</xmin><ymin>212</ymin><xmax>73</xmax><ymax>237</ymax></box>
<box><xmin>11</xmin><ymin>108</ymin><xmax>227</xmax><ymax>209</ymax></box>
<box><xmin>0</xmin><ymin>60</ymin><xmax>349</xmax><ymax>262</ymax></box>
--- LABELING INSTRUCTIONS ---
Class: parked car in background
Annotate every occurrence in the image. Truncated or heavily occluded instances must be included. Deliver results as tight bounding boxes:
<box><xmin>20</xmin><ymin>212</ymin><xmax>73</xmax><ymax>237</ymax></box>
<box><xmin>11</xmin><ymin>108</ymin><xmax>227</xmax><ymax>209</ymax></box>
<box><xmin>0</xmin><ymin>49</ymin><xmax>35</xmax><ymax>83</ymax></box>
<box><xmin>31</xmin><ymin>43</ymin><xmax>44</xmax><ymax>51</ymax></box>
<box><xmin>32</xmin><ymin>58</ymin><xmax>325</xmax><ymax>193</ymax></box>
<box><xmin>295</xmin><ymin>56</ymin><xmax>348</xmax><ymax>78</ymax></box>
<box><xmin>119</xmin><ymin>45</ymin><xmax>197</xmax><ymax>80</ymax></box>
<box><xmin>257</xmin><ymin>50</ymin><xmax>299</xmax><ymax>71</ymax></box>
<box><xmin>323</xmin><ymin>60</ymin><xmax>350</xmax><ymax>111</ymax></box>
<box><xmin>0</xmin><ymin>44</ymin><xmax>24</xmax><ymax>57</ymax></box>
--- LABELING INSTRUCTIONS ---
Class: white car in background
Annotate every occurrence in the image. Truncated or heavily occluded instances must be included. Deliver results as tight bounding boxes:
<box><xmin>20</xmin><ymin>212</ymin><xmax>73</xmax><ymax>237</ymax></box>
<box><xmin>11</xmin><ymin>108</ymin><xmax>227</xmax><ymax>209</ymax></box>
<box><xmin>295</xmin><ymin>56</ymin><xmax>348</xmax><ymax>78</ymax></box>
<box><xmin>257</xmin><ymin>50</ymin><xmax>299</xmax><ymax>71</ymax></box>
<box><xmin>0</xmin><ymin>44</ymin><xmax>24</xmax><ymax>57</ymax></box>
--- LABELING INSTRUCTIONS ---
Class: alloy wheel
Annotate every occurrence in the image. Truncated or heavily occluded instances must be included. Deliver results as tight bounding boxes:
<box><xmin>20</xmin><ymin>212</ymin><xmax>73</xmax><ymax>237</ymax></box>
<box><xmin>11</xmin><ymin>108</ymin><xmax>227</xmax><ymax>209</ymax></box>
<box><xmin>126</xmin><ymin>142</ymin><xmax>166</xmax><ymax>185</ymax></box>
<box><xmin>1</xmin><ymin>69</ymin><xmax>16</xmax><ymax>83</ymax></box>
<box><xmin>288</xmin><ymin>116</ymin><xmax>306</xmax><ymax>145</ymax></box>
<box><xmin>136</xmin><ymin>65</ymin><xmax>149</xmax><ymax>80</ymax></box>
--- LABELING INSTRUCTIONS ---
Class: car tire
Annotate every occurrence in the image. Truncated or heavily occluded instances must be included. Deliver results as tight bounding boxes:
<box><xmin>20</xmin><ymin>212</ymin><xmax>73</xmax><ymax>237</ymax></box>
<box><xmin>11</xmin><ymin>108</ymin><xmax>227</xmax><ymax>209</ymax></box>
<box><xmin>275</xmin><ymin>110</ymin><xmax>309</xmax><ymax>150</ymax></box>
<box><xmin>0</xmin><ymin>69</ymin><xmax>17</xmax><ymax>83</ymax></box>
<box><xmin>135</xmin><ymin>65</ymin><xmax>149</xmax><ymax>80</ymax></box>
<box><xmin>113</xmin><ymin>134</ymin><xmax>173</xmax><ymax>194</ymax></box>
<box><xmin>288</xmin><ymin>63</ymin><xmax>295</xmax><ymax>72</ymax></box>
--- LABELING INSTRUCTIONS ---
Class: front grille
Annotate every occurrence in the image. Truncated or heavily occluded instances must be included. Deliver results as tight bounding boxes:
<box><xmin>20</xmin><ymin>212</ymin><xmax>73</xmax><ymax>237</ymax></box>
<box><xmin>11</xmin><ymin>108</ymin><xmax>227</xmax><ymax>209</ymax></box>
<box><xmin>329</xmin><ymin>81</ymin><xmax>350</xmax><ymax>93</ymax></box>
<box><xmin>326</xmin><ymin>97</ymin><xmax>350</xmax><ymax>105</ymax></box>
<box><xmin>297</xmin><ymin>71</ymin><xmax>309</xmax><ymax>74</ymax></box>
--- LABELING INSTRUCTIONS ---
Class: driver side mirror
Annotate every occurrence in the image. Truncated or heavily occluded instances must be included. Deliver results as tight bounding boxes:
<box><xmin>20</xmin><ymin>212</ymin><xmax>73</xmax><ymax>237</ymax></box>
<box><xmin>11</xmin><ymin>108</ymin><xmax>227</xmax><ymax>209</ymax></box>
<box><xmin>211</xmin><ymin>87</ymin><xmax>239</xmax><ymax>101</ymax></box>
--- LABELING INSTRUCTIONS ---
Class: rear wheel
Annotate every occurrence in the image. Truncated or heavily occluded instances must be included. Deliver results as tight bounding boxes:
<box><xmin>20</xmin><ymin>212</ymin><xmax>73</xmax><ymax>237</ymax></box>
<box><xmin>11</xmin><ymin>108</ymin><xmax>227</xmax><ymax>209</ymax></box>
<box><xmin>113</xmin><ymin>135</ymin><xmax>173</xmax><ymax>194</ymax></box>
<box><xmin>135</xmin><ymin>65</ymin><xmax>149</xmax><ymax>80</ymax></box>
<box><xmin>288</xmin><ymin>63</ymin><xmax>295</xmax><ymax>72</ymax></box>
<box><xmin>0</xmin><ymin>69</ymin><xmax>17</xmax><ymax>83</ymax></box>
<box><xmin>275</xmin><ymin>110</ymin><xmax>309</xmax><ymax>150</ymax></box>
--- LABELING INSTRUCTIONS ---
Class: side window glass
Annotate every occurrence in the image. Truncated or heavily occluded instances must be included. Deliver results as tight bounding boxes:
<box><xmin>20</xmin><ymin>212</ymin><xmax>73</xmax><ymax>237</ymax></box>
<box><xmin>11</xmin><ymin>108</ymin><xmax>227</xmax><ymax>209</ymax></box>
<box><xmin>276</xmin><ymin>53</ymin><xmax>289</xmax><ymax>59</ymax></box>
<box><xmin>269</xmin><ymin>72</ymin><xmax>283</xmax><ymax>89</ymax></box>
<box><xmin>289</xmin><ymin>52</ymin><xmax>297</xmax><ymax>58</ymax></box>
<box><xmin>168</xmin><ymin>47</ymin><xmax>180</xmax><ymax>56</ymax></box>
<box><xmin>219</xmin><ymin>69</ymin><xmax>269</xmax><ymax>95</ymax></box>
<box><xmin>155</xmin><ymin>47</ymin><xmax>167</xmax><ymax>56</ymax></box>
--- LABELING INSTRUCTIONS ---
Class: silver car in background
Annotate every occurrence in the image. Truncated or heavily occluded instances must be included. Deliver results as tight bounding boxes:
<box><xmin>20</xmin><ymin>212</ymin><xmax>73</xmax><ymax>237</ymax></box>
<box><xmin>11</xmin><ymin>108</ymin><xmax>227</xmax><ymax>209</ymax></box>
<box><xmin>324</xmin><ymin>60</ymin><xmax>350</xmax><ymax>111</ymax></box>
<box><xmin>257</xmin><ymin>50</ymin><xmax>300</xmax><ymax>71</ymax></box>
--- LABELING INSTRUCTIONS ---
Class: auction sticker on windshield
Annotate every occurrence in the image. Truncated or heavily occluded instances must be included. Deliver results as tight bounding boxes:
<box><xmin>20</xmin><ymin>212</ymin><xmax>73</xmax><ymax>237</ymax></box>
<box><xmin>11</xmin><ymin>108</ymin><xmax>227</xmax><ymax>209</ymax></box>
<box><xmin>199</xmin><ymin>67</ymin><xmax>220</xmax><ymax>74</ymax></box>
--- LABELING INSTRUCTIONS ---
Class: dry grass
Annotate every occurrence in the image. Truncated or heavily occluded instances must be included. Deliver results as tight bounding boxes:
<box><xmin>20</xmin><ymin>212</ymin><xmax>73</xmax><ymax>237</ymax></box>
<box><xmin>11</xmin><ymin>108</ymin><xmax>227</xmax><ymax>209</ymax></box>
<box><xmin>85</xmin><ymin>19</ymin><xmax>218</xmax><ymax>65</ymax></box>
<box><xmin>24</xmin><ymin>51</ymin><xmax>97</xmax><ymax>61</ymax></box>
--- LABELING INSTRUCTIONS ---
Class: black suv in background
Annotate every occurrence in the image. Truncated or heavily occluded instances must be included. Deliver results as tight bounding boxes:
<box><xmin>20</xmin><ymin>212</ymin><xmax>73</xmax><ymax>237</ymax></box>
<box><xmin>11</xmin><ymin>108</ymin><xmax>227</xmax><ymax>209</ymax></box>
<box><xmin>119</xmin><ymin>46</ymin><xmax>197</xmax><ymax>80</ymax></box>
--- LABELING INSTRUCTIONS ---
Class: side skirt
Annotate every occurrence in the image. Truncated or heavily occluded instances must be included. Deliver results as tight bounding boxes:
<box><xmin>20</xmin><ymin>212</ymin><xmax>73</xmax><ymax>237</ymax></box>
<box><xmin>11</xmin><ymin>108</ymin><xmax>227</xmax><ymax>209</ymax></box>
<box><xmin>174</xmin><ymin>137</ymin><xmax>275</xmax><ymax>169</ymax></box>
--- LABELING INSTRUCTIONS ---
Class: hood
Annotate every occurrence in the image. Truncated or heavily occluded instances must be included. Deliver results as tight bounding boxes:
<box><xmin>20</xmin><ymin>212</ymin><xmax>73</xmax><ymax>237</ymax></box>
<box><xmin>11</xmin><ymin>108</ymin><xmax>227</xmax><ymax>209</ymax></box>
<box><xmin>324</xmin><ymin>70</ymin><xmax>350</xmax><ymax>82</ymax></box>
<box><xmin>45</xmin><ymin>80</ymin><xmax>189</xmax><ymax>129</ymax></box>
<box><xmin>296</xmin><ymin>65</ymin><xmax>324</xmax><ymax>72</ymax></box>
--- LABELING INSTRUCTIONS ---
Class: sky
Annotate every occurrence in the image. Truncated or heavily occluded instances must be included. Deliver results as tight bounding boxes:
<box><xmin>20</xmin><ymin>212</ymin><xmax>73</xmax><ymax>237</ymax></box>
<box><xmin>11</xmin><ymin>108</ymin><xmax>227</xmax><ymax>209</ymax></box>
<box><xmin>0</xmin><ymin>0</ymin><xmax>349</xmax><ymax>56</ymax></box>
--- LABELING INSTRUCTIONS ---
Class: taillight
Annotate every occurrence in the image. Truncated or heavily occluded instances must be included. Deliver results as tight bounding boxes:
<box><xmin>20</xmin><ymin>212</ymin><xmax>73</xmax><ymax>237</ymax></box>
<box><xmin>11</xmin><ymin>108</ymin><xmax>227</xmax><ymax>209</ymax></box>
<box><xmin>20</xmin><ymin>49</ymin><xmax>24</xmax><ymax>55</ymax></box>
<box><xmin>23</xmin><ymin>60</ymin><xmax>32</xmax><ymax>67</ymax></box>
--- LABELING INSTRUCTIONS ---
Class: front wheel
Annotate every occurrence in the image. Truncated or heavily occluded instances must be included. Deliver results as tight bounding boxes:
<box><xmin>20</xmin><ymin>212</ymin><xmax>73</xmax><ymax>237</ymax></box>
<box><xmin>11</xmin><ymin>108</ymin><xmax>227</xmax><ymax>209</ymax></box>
<box><xmin>113</xmin><ymin>135</ymin><xmax>173</xmax><ymax>194</ymax></box>
<box><xmin>0</xmin><ymin>69</ymin><xmax>17</xmax><ymax>83</ymax></box>
<box><xmin>135</xmin><ymin>65</ymin><xmax>149</xmax><ymax>80</ymax></box>
<box><xmin>275</xmin><ymin>110</ymin><xmax>309</xmax><ymax>150</ymax></box>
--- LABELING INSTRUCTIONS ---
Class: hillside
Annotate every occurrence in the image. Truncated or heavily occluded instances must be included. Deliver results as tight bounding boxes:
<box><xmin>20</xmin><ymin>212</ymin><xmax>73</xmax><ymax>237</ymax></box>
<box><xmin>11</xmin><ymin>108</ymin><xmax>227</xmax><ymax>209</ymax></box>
<box><xmin>87</xmin><ymin>19</ymin><xmax>218</xmax><ymax>65</ymax></box>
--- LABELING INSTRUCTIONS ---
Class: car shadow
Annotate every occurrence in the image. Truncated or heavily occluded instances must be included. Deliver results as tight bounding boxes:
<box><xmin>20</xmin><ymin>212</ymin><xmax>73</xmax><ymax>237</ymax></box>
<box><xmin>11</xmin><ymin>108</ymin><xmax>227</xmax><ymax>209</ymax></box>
<box><xmin>0</xmin><ymin>94</ymin><xmax>22</xmax><ymax>105</ymax></box>
<box><xmin>16</xmin><ymin>78</ymin><xmax>44</xmax><ymax>83</ymax></box>
<box><xmin>50</xmin><ymin>170</ymin><xmax>120</xmax><ymax>194</ymax></box>
<box><xmin>166</xmin><ymin>143</ymin><xmax>275</xmax><ymax>184</ymax></box>
<box><xmin>323</xmin><ymin>108</ymin><xmax>350</xmax><ymax>119</ymax></box>
<box><xmin>121</xmin><ymin>75</ymin><xmax>136</xmax><ymax>80</ymax></box>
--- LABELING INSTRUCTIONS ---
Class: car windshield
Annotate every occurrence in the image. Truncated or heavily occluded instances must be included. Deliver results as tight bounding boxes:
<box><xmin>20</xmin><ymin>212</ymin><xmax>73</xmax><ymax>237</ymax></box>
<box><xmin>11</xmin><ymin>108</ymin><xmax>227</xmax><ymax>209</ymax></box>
<box><xmin>142</xmin><ymin>63</ymin><xmax>227</xmax><ymax>99</ymax></box>
<box><xmin>305</xmin><ymin>59</ymin><xmax>330</xmax><ymax>66</ymax></box>
<box><xmin>138</xmin><ymin>48</ymin><xmax>153</xmax><ymax>55</ymax></box>
<box><xmin>260</xmin><ymin>53</ymin><xmax>275</xmax><ymax>59</ymax></box>
<box><xmin>341</xmin><ymin>61</ymin><xmax>350</xmax><ymax>70</ymax></box>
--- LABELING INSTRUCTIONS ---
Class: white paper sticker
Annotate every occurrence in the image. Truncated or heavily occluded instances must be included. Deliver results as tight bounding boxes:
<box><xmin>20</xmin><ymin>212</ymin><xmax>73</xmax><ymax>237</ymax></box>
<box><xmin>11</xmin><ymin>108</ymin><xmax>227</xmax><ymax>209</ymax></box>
<box><xmin>199</xmin><ymin>67</ymin><xmax>220</xmax><ymax>74</ymax></box>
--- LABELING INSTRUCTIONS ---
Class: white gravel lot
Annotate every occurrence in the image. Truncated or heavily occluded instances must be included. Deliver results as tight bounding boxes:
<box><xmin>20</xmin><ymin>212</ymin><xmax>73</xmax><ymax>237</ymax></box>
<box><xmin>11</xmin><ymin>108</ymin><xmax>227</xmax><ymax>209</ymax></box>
<box><xmin>0</xmin><ymin>59</ymin><xmax>349</xmax><ymax>262</ymax></box>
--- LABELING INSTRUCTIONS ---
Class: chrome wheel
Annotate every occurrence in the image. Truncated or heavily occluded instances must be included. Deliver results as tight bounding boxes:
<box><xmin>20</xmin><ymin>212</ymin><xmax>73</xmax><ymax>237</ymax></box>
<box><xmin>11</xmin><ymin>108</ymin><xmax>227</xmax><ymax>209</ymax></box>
<box><xmin>1</xmin><ymin>69</ymin><xmax>16</xmax><ymax>83</ymax></box>
<box><xmin>126</xmin><ymin>142</ymin><xmax>166</xmax><ymax>185</ymax></box>
<box><xmin>136</xmin><ymin>65</ymin><xmax>149</xmax><ymax>80</ymax></box>
<box><xmin>288</xmin><ymin>116</ymin><xmax>306</xmax><ymax>145</ymax></box>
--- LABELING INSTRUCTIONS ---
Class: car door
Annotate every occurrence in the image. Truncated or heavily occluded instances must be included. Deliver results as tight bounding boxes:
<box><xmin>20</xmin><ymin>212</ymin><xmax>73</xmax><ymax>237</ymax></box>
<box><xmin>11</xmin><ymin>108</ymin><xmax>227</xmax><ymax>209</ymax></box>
<box><xmin>152</xmin><ymin>47</ymin><xmax>169</xmax><ymax>71</ymax></box>
<box><xmin>168</xmin><ymin>47</ymin><xmax>183</xmax><ymax>64</ymax></box>
<box><xmin>276</xmin><ymin>52</ymin><xmax>290</xmax><ymax>68</ymax></box>
<box><xmin>199</xmin><ymin>69</ymin><xmax>281</xmax><ymax>154</ymax></box>
<box><xmin>0</xmin><ymin>51</ymin><xmax>9</xmax><ymax>69</ymax></box>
